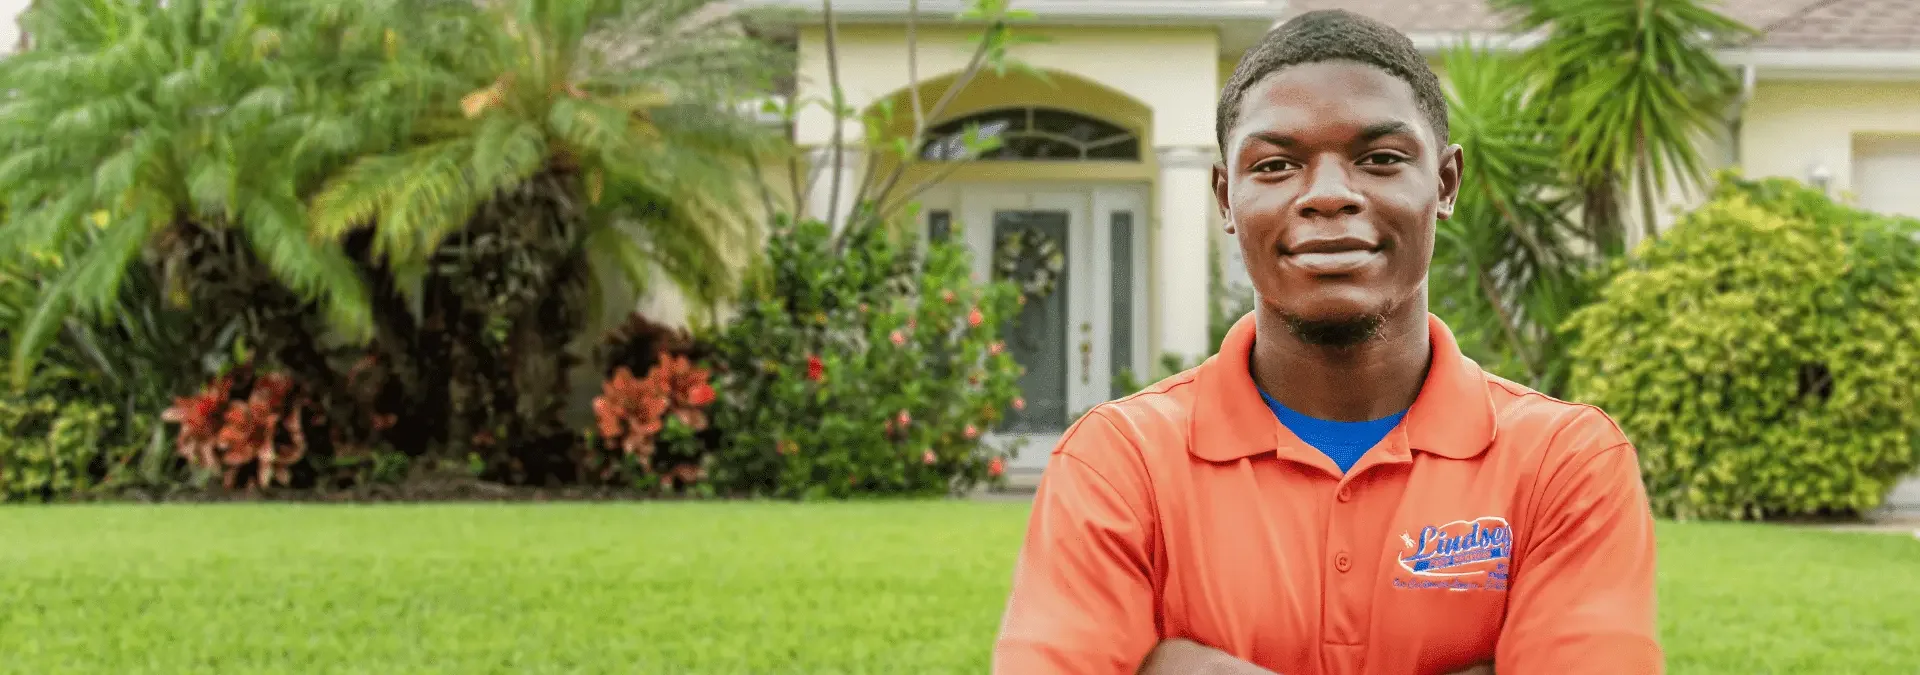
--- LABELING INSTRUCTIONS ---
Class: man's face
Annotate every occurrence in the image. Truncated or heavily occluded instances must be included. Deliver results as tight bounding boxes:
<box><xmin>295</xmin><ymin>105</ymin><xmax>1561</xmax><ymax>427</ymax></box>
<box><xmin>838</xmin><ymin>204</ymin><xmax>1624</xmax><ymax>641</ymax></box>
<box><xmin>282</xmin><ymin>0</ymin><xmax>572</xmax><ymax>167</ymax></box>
<box><xmin>1213</xmin><ymin>60</ymin><xmax>1462</xmax><ymax>345</ymax></box>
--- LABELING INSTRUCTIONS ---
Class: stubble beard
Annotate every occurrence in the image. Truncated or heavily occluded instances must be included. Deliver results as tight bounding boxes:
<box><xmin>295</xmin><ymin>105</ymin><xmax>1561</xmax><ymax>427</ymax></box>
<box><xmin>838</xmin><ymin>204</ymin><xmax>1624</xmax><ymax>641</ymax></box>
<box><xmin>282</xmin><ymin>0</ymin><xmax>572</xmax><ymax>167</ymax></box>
<box><xmin>1279</xmin><ymin>311</ymin><xmax>1387</xmax><ymax>348</ymax></box>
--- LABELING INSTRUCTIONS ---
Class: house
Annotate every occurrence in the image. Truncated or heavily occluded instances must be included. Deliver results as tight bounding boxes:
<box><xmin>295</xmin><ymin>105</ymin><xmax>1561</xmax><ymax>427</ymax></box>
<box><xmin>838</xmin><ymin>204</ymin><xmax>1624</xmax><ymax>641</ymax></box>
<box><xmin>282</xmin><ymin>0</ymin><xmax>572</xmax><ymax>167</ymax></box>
<box><xmin>754</xmin><ymin>0</ymin><xmax>1920</xmax><ymax>496</ymax></box>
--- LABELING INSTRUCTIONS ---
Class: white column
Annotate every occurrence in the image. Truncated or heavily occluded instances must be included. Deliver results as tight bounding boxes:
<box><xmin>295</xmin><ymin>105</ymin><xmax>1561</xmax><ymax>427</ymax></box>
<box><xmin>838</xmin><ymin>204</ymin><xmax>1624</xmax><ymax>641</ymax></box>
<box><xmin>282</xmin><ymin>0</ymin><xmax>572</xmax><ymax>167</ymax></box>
<box><xmin>805</xmin><ymin>145</ymin><xmax>864</xmax><ymax>231</ymax></box>
<box><xmin>1155</xmin><ymin>145</ymin><xmax>1216</xmax><ymax>361</ymax></box>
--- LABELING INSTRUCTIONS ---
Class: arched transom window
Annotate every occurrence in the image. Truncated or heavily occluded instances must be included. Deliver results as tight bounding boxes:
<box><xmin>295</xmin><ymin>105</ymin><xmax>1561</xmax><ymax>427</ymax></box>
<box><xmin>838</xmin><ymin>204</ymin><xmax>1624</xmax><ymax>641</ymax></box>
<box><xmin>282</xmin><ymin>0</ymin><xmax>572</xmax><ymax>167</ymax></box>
<box><xmin>920</xmin><ymin>106</ymin><xmax>1140</xmax><ymax>161</ymax></box>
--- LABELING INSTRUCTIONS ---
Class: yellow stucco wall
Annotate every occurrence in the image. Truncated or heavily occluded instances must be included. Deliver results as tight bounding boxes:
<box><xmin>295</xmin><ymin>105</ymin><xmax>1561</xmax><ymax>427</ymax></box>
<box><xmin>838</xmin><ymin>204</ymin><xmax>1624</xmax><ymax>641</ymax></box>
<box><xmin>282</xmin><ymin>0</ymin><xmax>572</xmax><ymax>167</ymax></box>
<box><xmin>1738</xmin><ymin>79</ymin><xmax>1920</xmax><ymax>199</ymax></box>
<box><xmin>795</xmin><ymin>24</ymin><xmax>1220</xmax><ymax>148</ymax></box>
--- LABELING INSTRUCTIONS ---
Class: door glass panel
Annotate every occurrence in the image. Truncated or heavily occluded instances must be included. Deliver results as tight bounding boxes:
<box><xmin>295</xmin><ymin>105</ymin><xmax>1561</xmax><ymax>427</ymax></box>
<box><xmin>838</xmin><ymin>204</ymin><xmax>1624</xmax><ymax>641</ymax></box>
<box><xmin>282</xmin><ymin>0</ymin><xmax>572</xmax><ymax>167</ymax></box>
<box><xmin>1108</xmin><ymin>211</ymin><xmax>1135</xmax><ymax>400</ymax></box>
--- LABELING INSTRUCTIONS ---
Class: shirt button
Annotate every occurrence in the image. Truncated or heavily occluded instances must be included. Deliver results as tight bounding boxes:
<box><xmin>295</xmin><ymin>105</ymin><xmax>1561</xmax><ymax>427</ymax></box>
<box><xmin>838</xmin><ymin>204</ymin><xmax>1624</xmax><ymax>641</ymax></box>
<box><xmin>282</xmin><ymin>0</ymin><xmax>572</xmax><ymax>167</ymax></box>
<box><xmin>1335</xmin><ymin>552</ymin><xmax>1352</xmax><ymax>572</ymax></box>
<box><xmin>1336</xmin><ymin>486</ymin><xmax>1353</xmax><ymax>502</ymax></box>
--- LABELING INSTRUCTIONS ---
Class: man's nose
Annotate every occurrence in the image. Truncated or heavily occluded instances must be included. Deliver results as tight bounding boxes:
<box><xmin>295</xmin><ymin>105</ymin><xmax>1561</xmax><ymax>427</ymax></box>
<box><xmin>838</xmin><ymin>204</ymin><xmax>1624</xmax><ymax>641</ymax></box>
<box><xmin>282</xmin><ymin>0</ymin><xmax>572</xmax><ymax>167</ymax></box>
<box><xmin>1295</xmin><ymin>159</ymin><xmax>1364</xmax><ymax>218</ymax></box>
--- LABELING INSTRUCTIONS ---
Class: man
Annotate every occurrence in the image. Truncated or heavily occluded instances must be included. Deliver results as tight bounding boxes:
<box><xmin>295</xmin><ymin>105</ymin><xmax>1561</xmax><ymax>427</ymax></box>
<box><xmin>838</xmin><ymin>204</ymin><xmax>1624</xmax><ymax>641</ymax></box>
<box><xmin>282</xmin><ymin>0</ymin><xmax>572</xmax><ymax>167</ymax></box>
<box><xmin>992</xmin><ymin>9</ymin><xmax>1660</xmax><ymax>675</ymax></box>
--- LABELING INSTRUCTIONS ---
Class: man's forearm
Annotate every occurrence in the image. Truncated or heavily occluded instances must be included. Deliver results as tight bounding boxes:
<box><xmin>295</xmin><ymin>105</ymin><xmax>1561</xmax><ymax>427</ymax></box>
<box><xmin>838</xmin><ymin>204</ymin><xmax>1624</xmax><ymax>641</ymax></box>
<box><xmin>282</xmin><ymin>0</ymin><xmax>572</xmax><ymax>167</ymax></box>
<box><xmin>1137</xmin><ymin>639</ymin><xmax>1277</xmax><ymax>675</ymax></box>
<box><xmin>1136</xmin><ymin>638</ymin><xmax>1495</xmax><ymax>675</ymax></box>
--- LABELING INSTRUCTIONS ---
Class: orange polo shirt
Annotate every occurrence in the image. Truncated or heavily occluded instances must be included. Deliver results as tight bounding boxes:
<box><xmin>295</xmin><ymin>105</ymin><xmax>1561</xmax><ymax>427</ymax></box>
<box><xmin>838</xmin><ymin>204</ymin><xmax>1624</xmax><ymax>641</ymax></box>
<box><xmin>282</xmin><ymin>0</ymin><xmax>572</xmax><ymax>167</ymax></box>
<box><xmin>994</xmin><ymin>313</ymin><xmax>1661</xmax><ymax>675</ymax></box>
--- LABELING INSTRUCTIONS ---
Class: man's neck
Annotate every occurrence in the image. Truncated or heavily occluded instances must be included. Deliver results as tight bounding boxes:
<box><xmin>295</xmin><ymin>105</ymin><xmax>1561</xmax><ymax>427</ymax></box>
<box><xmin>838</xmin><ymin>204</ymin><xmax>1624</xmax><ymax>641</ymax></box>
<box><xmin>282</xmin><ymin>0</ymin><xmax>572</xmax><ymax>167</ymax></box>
<box><xmin>1248</xmin><ymin>303</ymin><xmax>1431</xmax><ymax>422</ymax></box>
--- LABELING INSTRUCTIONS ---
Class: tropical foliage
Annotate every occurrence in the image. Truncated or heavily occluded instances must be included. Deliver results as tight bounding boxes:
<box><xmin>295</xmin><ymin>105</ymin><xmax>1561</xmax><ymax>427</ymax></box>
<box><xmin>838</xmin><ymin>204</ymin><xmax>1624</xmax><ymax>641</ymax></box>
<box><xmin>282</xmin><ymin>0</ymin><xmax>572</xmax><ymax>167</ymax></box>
<box><xmin>309</xmin><ymin>0</ymin><xmax>781</xmax><ymax>305</ymax></box>
<box><xmin>1566</xmin><ymin>174</ymin><xmax>1920</xmax><ymax>520</ymax></box>
<box><xmin>0</xmin><ymin>255</ymin><xmax>189</xmax><ymax>474</ymax></box>
<box><xmin>1433</xmin><ymin>0</ymin><xmax>1750</xmax><ymax>393</ymax></box>
<box><xmin>1431</xmin><ymin>43</ymin><xmax>1593</xmax><ymax>393</ymax></box>
<box><xmin>0</xmin><ymin>0</ymin><xmax>1049</xmax><ymax>500</ymax></box>
<box><xmin>0</xmin><ymin>0</ymin><xmax>784</xmax><ymax>492</ymax></box>
<box><xmin>1490</xmin><ymin>0</ymin><xmax>1753</xmax><ymax>253</ymax></box>
<box><xmin>0</xmin><ymin>0</ymin><xmax>424</xmax><ymax>388</ymax></box>
<box><xmin>296</xmin><ymin>0</ymin><xmax>782</xmax><ymax>481</ymax></box>
<box><xmin>0</xmin><ymin>392</ymin><xmax>132</xmax><ymax>502</ymax></box>
<box><xmin>704</xmin><ymin>216</ymin><xmax>1022</xmax><ymax>498</ymax></box>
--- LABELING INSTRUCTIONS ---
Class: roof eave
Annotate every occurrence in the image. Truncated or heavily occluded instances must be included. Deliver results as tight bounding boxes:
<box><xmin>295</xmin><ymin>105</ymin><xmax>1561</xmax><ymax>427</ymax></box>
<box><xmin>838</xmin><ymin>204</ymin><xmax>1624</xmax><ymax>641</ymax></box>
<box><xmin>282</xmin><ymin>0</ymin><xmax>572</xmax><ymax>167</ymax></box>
<box><xmin>1404</xmin><ymin>31</ymin><xmax>1920</xmax><ymax>78</ymax></box>
<box><xmin>744</xmin><ymin>0</ymin><xmax>1287</xmax><ymax>25</ymax></box>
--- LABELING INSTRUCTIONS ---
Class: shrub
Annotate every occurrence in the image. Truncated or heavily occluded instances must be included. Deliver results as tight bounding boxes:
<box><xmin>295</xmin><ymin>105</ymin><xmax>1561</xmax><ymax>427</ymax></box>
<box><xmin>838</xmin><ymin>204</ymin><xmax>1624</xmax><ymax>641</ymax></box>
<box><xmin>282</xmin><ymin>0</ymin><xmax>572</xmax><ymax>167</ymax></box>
<box><xmin>1564</xmin><ymin>174</ymin><xmax>1920</xmax><ymax>520</ymax></box>
<box><xmin>585</xmin><ymin>351</ymin><xmax>718</xmax><ymax>493</ymax></box>
<box><xmin>160</xmin><ymin>364</ymin><xmax>313</xmax><ymax>490</ymax></box>
<box><xmin>0</xmin><ymin>395</ymin><xmax>123</xmax><ymax>502</ymax></box>
<box><xmin>704</xmin><ymin>216</ymin><xmax>1022</xmax><ymax>499</ymax></box>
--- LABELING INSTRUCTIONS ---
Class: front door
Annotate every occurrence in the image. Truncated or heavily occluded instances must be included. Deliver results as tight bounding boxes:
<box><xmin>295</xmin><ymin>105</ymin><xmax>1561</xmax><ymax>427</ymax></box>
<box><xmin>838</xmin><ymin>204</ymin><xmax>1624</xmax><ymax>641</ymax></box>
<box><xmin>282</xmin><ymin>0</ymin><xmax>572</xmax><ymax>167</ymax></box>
<box><xmin>919</xmin><ymin>183</ymin><xmax>1149</xmax><ymax>473</ymax></box>
<box><xmin>993</xmin><ymin>211</ymin><xmax>1070</xmax><ymax>433</ymax></box>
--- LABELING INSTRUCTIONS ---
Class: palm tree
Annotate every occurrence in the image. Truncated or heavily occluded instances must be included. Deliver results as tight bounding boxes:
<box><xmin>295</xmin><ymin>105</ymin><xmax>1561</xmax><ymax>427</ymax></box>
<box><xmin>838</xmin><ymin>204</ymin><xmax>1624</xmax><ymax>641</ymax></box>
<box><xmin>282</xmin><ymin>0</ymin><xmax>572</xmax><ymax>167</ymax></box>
<box><xmin>0</xmin><ymin>0</ymin><xmax>428</xmax><ymax>389</ymax></box>
<box><xmin>311</xmin><ymin>0</ymin><xmax>780</xmax><ymax>309</ymax></box>
<box><xmin>1492</xmin><ymin>0</ymin><xmax>1753</xmax><ymax>253</ymax></box>
<box><xmin>306</xmin><ymin>0</ymin><xmax>784</xmax><ymax>474</ymax></box>
<box><xmin>1433</xmin><ymin>43</ymin><xmax>1591</xmax><ymax>394</ymax></box>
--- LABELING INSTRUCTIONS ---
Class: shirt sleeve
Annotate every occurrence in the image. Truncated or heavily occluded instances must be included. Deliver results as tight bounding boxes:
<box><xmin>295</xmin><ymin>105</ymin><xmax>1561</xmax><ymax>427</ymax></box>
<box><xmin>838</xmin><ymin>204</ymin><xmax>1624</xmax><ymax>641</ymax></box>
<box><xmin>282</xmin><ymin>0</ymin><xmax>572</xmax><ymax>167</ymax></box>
<box><xmin>993</xmin><ymin>411</ymin><xmax>1159</xmax><ymax>674</ymax></box>
<box><xmin>1496</xmin><ymin>414</ymin><xmax>1663</xmax><ymax>674</ymax></box>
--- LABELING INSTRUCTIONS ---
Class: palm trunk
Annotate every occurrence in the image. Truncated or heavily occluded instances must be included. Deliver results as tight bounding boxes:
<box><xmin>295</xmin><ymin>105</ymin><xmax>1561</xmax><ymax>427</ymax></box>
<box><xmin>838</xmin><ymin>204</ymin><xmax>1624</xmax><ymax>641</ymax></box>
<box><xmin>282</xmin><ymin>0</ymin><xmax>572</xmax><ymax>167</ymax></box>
<box><xmin>1635</xmin><ymin>132</ymin><xmax>1661</xmax><ymax>244</ymax></box>
<box><xmin>418</xmin><ymin>168</ymin><xmax>594</xmax><ymax>484</ymax></box>
<box><xmin>1582</xmin><ymin>179</ymin><xmax>1624</xmax><ymax>258</ymax></box>
<box><xmin>14</xmin><ymin>0</ymin><xmax>32</xmax><ymax>52</ymax></box>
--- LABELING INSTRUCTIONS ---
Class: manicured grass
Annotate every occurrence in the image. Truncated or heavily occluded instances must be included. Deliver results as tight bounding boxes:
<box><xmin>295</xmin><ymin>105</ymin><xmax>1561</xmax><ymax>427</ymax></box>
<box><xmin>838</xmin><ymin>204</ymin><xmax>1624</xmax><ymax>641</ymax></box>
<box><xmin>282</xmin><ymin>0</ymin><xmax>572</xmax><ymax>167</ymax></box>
<box><xmin>0</xmin><ymin>502</ymin><xmax>1914</xmax><ymax>673</ymax></box>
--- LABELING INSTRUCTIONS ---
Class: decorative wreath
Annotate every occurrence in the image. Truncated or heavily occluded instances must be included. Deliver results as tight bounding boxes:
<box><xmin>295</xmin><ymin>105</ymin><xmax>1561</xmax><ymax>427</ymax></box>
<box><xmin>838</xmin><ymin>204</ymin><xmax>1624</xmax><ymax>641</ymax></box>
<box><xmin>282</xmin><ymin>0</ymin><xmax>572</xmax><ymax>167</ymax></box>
<box><xmin>993</xmin><ymin>229</ymin><xmax>1065</xmax><ymax>304</ymax></box>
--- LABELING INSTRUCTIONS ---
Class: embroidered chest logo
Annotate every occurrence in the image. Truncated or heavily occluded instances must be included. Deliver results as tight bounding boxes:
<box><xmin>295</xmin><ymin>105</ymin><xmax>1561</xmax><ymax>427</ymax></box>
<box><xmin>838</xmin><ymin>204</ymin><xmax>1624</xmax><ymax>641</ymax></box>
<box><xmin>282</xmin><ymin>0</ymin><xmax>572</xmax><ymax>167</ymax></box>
<box><xmin>1392</xmin><ymin>515</ymin><xmax>1513</xmax><ymax>592</ymax></box>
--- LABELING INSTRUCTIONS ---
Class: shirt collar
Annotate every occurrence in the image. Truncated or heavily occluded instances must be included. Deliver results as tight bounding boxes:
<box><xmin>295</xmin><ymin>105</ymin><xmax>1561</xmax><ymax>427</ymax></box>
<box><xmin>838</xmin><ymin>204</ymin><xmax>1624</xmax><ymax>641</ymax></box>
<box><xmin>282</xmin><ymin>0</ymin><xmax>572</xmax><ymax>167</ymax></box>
<box><xmin>1188</xmin><ymin>312</ymin><xmax>1497</xmax><ymax>464</ymax></box>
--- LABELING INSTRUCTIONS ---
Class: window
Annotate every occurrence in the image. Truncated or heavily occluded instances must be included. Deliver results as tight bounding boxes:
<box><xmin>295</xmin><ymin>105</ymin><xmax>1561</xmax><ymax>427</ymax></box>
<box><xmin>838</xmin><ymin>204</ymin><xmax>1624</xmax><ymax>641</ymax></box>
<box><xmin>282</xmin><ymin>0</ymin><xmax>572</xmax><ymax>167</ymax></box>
<box><xmin>920</xmin><ymin>107</ymin><xmax>1140</xmax><ymax>162</ymax></box>
<box><xmin>927</xmin><ymin>210</ymin><xmax>952</xmax><ymax>243</ymax></box>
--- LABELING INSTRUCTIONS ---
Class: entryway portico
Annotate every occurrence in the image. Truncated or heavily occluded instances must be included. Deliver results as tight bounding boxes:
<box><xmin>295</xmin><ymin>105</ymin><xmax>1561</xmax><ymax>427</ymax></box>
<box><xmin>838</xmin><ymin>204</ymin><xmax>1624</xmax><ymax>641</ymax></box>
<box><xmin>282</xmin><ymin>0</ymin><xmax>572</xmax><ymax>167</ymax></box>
<box><xmin>782</xmin><ymin>11</ymin><xmax>1242</xmax><ymax>475</ymax></box>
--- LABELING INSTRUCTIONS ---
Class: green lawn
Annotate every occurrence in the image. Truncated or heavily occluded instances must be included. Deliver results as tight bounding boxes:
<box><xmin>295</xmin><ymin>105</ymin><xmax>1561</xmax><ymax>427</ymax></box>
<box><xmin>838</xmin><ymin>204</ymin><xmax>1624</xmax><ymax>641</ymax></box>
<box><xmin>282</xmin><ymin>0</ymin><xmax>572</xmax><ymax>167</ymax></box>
<box><xmin>0</xmin><ymin>502</ymin><xmax>1914</xmax><ymax>674</ymax></box>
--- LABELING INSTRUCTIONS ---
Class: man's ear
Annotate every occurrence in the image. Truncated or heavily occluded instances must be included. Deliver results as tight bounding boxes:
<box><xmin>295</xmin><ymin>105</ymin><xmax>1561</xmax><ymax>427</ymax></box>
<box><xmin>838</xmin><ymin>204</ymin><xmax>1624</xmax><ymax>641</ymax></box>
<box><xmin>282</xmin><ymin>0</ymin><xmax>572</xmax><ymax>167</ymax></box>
<box><xmin>1212</xmin><ymin>163</ymin><xmax>1233</xmax><ymax>234</ymax></box>
<box><xmin>1436</xmin><ymin>143</ymin><xmax>1464</xmax><ymax>220</ymax></box>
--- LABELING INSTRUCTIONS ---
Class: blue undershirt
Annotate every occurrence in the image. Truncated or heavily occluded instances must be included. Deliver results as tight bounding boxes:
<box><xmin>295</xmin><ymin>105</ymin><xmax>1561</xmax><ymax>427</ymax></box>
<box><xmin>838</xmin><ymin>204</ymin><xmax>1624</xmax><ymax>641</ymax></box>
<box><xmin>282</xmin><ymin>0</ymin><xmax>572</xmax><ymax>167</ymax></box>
<box><xmin>1257</xmin><ymin>388</ymin><xmax>1408</xmax><ymax>473</ymax></box>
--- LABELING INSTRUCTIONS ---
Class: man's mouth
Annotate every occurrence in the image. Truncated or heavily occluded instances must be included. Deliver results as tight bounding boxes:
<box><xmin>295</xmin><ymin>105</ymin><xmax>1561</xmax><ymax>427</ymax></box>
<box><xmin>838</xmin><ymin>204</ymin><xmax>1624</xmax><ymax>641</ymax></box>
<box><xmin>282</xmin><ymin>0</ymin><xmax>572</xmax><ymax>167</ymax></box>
<box><xmin>1280</xmin><ymin>236</ymin><xmax>1384</xmax><ymax>275</ymax></box>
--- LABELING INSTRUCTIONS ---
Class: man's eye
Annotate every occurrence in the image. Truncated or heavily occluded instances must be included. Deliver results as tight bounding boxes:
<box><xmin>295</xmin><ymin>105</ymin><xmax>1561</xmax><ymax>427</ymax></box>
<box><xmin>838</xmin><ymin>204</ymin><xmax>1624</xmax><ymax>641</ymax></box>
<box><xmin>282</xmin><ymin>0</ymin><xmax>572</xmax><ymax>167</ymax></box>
<box><xmin>1252</xmin><ymin>159</ymin><xmax>1298</xmax><ymax>173</ymax></box>
<box><xmin>1360</xmin><ymin>153</ymin><xmax>1407</xmax><ymax>166</ymax></box>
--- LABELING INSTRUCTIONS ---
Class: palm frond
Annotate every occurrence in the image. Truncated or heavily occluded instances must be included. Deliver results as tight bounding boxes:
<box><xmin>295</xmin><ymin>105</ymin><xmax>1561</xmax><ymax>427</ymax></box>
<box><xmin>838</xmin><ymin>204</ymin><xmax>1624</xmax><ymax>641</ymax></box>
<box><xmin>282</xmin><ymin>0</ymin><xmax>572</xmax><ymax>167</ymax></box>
<box><xmin>242</xmin><ymin>192</ymin><xmax>373</xmax><ymax>341</ymax></box>
<box><xmin>0</xmin><ymin>0</ymin><xmax>423</xmax><ymax>387</ymax></box>
<box><xmin>8</xmin><ymin>267</ymin><xmax>77</xmax><ymax>391</ymax></box>
<box><xmin>1435</xmin><ymin>41</ymin><xmax>1590</xmax><ymax>389</ymax></box>
<box><xmin>583</xmin><ymin>218</ymin><xmax>655</xmax><ymax>298</ymax></box>
<box><xmin>305</xmin><ymin>0</ymin><xmax>780</xmax><ymax>304</ymax></box>
<box><xmin>1491</xmin><ymin>0</ymin><xmax>1753</xmax><ymax>244</ymax></box>
<box><xmin>66</xmin><ymin>207</ymin><xmax>159</xmax><ymax>320</ymax></box>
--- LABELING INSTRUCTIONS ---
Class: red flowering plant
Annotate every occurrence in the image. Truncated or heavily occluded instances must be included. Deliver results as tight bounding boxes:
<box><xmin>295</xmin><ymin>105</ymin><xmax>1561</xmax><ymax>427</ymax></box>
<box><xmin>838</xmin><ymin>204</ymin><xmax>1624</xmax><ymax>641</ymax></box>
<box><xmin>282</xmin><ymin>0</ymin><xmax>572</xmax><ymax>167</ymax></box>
<box><xmin>160</xmin><ymin>365</ymin><xmax>311</xmax><ymax>489</ymax></box>
<box><xmin>704</xmin><ymin>214</ymin><xmax>1022</xmax><ymax>498</ymax></box>
<box><xmin>586</xmin><ymin>341</ymin><xmax>719</xmax><ymax>492</ymax></box>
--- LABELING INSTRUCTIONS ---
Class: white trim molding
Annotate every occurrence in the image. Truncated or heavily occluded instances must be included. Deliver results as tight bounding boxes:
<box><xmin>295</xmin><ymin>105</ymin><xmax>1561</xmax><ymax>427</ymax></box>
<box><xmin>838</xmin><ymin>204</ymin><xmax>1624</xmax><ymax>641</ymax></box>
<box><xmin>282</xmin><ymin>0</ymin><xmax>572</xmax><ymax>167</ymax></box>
<box><xmin>1156</xmin><ymin>145</ymin><xmax>1219</xmax><ymax>170</ymax></box>
<box><xmin>1720</xmin><ymin>48</ymin><xmax>1920</xmax><ymax>72</ymax></box>
<box><xmin>1402</xmin><ymin>30</ymin><xmax>1544</xmax><ymax>53</ymax></box>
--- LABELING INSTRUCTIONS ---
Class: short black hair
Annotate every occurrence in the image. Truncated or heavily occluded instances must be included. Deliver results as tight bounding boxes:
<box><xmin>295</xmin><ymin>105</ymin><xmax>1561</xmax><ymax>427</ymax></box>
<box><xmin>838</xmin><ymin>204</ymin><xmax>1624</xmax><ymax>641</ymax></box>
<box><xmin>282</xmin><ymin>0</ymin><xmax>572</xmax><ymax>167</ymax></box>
<box><xmin>1217</xmin><ymin>9</ymin><xmax>1449</xmax><ymax>153</ymax></box>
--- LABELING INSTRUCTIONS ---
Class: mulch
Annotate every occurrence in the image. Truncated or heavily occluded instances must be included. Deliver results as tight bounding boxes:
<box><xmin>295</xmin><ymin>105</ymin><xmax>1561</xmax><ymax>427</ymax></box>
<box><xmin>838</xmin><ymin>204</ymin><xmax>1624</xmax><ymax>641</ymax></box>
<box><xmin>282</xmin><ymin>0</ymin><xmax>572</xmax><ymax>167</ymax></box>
<box><xmin>99</xmin><ymin>476</ymin><xmax>691</xmax><ymax>505</ymax></box>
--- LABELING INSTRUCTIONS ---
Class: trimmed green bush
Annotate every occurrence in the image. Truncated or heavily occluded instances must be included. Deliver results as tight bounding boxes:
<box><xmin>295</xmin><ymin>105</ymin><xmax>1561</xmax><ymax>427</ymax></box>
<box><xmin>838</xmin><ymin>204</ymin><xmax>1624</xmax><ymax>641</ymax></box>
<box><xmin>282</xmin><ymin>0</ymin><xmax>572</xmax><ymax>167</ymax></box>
<box><xmin>704</xmin><ymin>216</ymin><xmax>1023</xmax><ymax>499</ymax></box>
<box><xmin>1565</xmin><ymin>174</ymin><xmax>1920</xmax><ymax>520</ymax></box>
<box><xmin>0</xmin><ymin>395</ymin><xmax>132</xmax><ymax>502</ymax></box>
